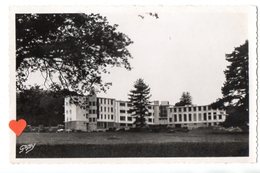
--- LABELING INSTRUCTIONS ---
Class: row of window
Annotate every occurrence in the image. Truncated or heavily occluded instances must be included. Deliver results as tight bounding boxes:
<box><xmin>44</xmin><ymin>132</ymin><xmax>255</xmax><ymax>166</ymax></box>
<box><xmin>100</xmin><ymin>106</ymin><xmax>113</xmax><ymax>113</ymax></box>
<box><xmin>119</xmin><ymin>110</ymin><xmax>153</xmax><ymax>116</ymax></box>
<box><xmin>65</xmin><ymin>110</ymin><xmax>72</xmax><ymax>114</ymax></box>
<box><xmin>66</xmin><ymin>117</ymin><xmax>72</xmax><ymax>121</ymax></box>
<box><xmin>119</xmin><ymin>102</ymin><xmax>132</xmax><ymax>107</ymax></box>
<box><xmin>89</xmin><ymin>109</ymin><xmax>96</xmax><ymax>114</ymax></box>
<box><xmin>119</xmin><ymin>103</ymin><xmax>153</xmax><ymax>110</ymax></box>
<box><xmin>99</xmin><ymin>98</ymin><xmax>114</xmax><ymax>105</ymax></box>
<box><xmin>89</xmin><ymin>117</ymin><xmax>96</xmax><ymax>123</ymax></box>
<box><xmin>119</xmin><ymin>116</ymin><xmax>154</xmax><ymax>123</ymax></box>
<box><xmin>120</xmin><ymin>116</ymin><xmax>132</xmax><ymax>121</ymax></box>
<box><xmin>169</xmin><ymin>113</ymin><xmax>223</xmax><ymax>123</ymax></box>
<box><xmin>169</xmin><ymin>106</ymin><xmax>213</xmax><ymax>113</ymax></box>
<box><xmin>89</xmin><ymin>101</ymin><xmax>96</xmax><ymax>106</ymax></box>
<box><xmin>98</xmin><ymin>114</ymin><xmax>114</xmax><ymax>120</ymax></box>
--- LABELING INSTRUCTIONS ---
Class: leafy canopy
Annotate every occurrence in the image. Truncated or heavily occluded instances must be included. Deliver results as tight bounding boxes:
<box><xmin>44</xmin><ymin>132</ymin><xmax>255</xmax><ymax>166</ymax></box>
<box><xmin>16</xmin><ymin>13</ymin><xmax>133</xmax><ymax>94</ymax></box>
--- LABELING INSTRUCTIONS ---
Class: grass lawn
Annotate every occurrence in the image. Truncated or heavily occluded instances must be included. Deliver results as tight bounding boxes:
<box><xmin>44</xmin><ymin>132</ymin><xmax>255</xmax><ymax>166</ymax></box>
<box><xmin>16</xmin><ymin>129</ymin><xmax>249</xmax><ymax>158</ymax></box>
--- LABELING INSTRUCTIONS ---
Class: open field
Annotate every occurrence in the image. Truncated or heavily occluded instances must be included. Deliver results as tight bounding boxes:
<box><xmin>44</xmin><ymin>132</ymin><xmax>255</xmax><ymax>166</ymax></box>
<box><xmin>16</xmin><ymin>129</ymin><xmax>249</xmax><ymax>158</ymax></box>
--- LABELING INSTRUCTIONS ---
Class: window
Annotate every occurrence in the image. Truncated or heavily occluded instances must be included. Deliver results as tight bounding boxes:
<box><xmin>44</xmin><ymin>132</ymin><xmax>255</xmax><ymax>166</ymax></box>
<box><xmin>104</xmin><ymin>99</ymin><xmax>106</xmax><ymax>104</ymax></box>
<box><xmin>198</xmin><ymin>106</ymin><xmax>201</xmax><ymax>111</ymax></box>
<box><xmin>148</xmin><ymin>106</ymin><xmax>152</xmax><ymax>109</ymax></box>
<box><xmin>89</xmin><ymin>102</ymin><xmax>92</xmax><ymax>106</ymax></box>
<box><xmin>127</xmin><ymin>117</ymin><xmax>132</xmax><ymax>121</ymax></box>
<box><xmin>188</xmin><ymin>107</ymin><xmax>192</xmax><ymax>111</ymax></box>
<box><xmin>148</xmin><ymin>112</ymin><xmax>152</xmax><ymax>116</ymax></box>
<box><xmin>174</xmin><ymin>108</ymin><xmax>177</xmax><ymax>112</ymax></box>
<box><xmin>89</xmin><ymin>118</ymin><xmax>92</xmax><ymax>122</ymax></box>
<box><xmin>100</xmin><ymin>107</ymin><xmax>102</xmax><ymax>112</ymax></box>
<box><xmin>111</xmin><ymin>100</ymin><xmax>113</xmax><ymax>105</ymax></box>
<box><xmin>120</xmin><ymin>102</ymin><xmax>126</xmax><ymax>106</ymax></box>
<box><xmin>203</xmin><ymin>106</ymin><xmax>207</xmax><ymax>111</ymax></box>
<box><xmin>193</xmin><ymin>114</ymin><xmax>197</xmax><ymax>121</ymax></box>
<box><xmin>108</xmin><ymin>115</ymin><xmax>110</xmax><ymax>119</ymax></box>
<box><xmin>127</xmin><ymin>110</ymin><xmax>132</xmax><ymax>114</ymax></box>
<box><xmin>120</xmin><ymin>110</ymin><xmax>126</xmax><ymax>113</ymax></box>
<box><xmin>184</xmin><ymin>114</ymin><xmax>187</xmax><ymax>121</ymax></box>
<box><xmin>93</xmin><ymin>102</ymin><xmax>96</xmax><ymax>106</ymax></box>
<box><xmin>189</xmin><ymin>114</ymin><xmax>192</xmax><ymax>121</ymax></box>
<box><xmin>170</xmin><ymin>108</ymin><xmax>173</xmax><ymax>113</ymax></box>
<box><xmin>104</xmin><ymin>107</ymin><xmax>106</xmax><ymax>112</ymax></box>
<box><xmin>111</xmin><ymin>107</ymin><xmax>113</xmax><ymax>112</ymax></box>
<box><xmin>89</xmin><ymin>110</ymin><xmax>92</xmax><ymax>114</ymax></box>
<box><xmin>127</xmin><ymin>103</ymin><xmax>132</xmax><ymax>107</ymax></box>
<box><xmin>204</xmin><ymin>113</ymin><xmax>207</xmax><ymax>121</ymax></box>
<box><xmin>174</xmin><ymin>114</ymin><xmax>177</xmax><ymax>122</ymax></box>
<box><xmin>104</xmin><ymin>114</ymin><xmax>106</xmax><ymax>119</ymax></box>
<box><xmin>101</xmin><ymin>114</ymin><xmax>103</xmax><ymax>119</ymax></box>
<box><xmin>193</xmin><ymin>107</ymin><xmax>197</xmax><ymax>111</ymax></box>
<box><xmin>213</xmin><ymin>115</ymin><xmax>217</xmax><ymax>120</ymax></box>
<box><xmin>120</xmin><ymin>116</ymin><xmax>126</xmax><ymax>121</ymax></box>
<box><xmin>93</xmin><ymin>118</ymin><xmax>96</xmax><ymax>122</ymax></box>
<box><xmin>198</xmin><ymin>113</ymin><xmax>202</xmax><ymax>121</ymax></box>
<box><xmin>111</xmin><ymin>115</ymin><xmax>114</xmax><ymax>119</ymax></box>
<box><xmin>179</xmin><ymin>114</ymin><xmax>182</xmax><ymax>122</ymax></box>
<box><xmin>97</xmin><ymin>114</ymin><xmax>99</xmax><ymax>119</ymax></box>
<box><xmin>100</xmin><ymin>98</ymin><xmax>102</xmax><ymax>104</ymax></box>
<box><xmin>184</xmin><ymin>107</ymin><xmax>187</xmax><ymax>112</ymax></box>
<box><xmin>169</xmin><ymin>118</ymin><xmax>172</xmax><ymax>122</ymax></box>
<box><xmin>208</xmin><ymin>116</ymin><xmax>211</xmax><ymax>120</ymax></box>
<box><xmin>178</xmin><ymin>108</ymin><xmax>182</xmax><ymax>112</ymax></box>
<box><xmin>148</xmin><ymin>118</ymin><xmax>152</xmax><ymax>122</ymax></box>
<box><xmin>218</xmin><ymin>115</ymin><xmax>222</xmax><ymax>120</ymax></box>
<box><xmin>92</xmin><ymin>109</ymin><xmax>96</xmax><ymax>114</ymax></box>
<box><xmin>208</xmin><ymin>106</ymin><xmax>212</xmax><ymax>110</ymax></box>
<box><xmin>208</xmin><ymin>112</ymin><xmax>211</xmax><ymax>116</ymax></box>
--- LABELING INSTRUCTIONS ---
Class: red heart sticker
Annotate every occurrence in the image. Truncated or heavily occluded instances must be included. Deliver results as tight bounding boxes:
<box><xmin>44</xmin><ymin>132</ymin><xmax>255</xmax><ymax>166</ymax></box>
<box><xmin>9</xmin><ymin>119</ymin><xmax>27</xmax><ymax>136</ymax></box>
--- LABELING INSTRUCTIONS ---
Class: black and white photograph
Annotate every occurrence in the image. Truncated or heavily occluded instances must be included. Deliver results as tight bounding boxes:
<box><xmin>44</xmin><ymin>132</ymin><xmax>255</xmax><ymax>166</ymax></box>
<box><xmin>11</xmin><ymin>6</ymin><xmax>257</xmax><ymax>161</ymax></box>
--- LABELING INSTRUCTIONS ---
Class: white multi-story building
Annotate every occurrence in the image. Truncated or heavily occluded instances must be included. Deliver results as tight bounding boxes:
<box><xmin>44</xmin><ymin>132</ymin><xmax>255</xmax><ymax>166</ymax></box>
<box><xmin>168</xmin><ymin>105</ymin><xmax>226</xmax><ymax>129</ymax></box>
<box><xmin>64</xmin><ymin>96</ymin><xmax>89</xmax><ymax>131</ymax></box>
<box><xmin>97</xmin><ymin>97</ymin><xmax>116</xmax><ymax>129</ymax></box>
<box><xmin>64</xmin><ymin>95</ymin><xmax>227</xmax><ymax>131</ymax></box>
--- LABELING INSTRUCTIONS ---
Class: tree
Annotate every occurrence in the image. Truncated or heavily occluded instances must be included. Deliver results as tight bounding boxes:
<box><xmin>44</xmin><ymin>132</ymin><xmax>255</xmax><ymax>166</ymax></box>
<box><xmin>175</xmin><ymin>92</ymin><xmax>192</xmax><ymax>106</ymax></box>
<box><xmin>16</xmin><ymin>13</ymin><xmax>133</xmax><ymax>94</ymax></box>
<box><xmin>16</xmin><ymin>86</ymin><xmax>69</xmax><ymax>126</ymax></box>
<box><xmin>128</xmin><ymin>79</ymin><xmax>151</xmax><ymax>128</ymax></box>
<box><xmin>211</xmin><ymin>40</ymin><xmax>248</xmax><ymax>127</ymax></box>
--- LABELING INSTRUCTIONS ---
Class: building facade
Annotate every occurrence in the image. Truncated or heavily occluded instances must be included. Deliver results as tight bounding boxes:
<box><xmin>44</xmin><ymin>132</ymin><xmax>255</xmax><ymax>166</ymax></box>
<box><xmin>168</xmin><ymin>105</ymin><xmax>226</xmax><ymax>129</ymax></box>
<box><xmin>64</xmin><ymin>95</ymin><xmax>226</xmax><ymax>131</ymax></box>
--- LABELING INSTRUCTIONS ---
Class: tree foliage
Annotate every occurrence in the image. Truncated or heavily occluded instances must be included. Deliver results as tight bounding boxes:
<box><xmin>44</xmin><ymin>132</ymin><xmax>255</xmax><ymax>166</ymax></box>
<box><xmin>175</xmin><ymin>92</ymin><xmax>192</xmax><ymax>106</ymax></box>
<box><xmin>16</xmin><ymin>13</ymin><xmax>133</xmax><ymax>94</ymax></box>
<box><xmin>128</xmin><ymin>79</ymin><xmax>151</xmax><ymax>128</ymax></box>
<box><xmin>16</xmin><ymin>86</ymin><xmax>72</xmax><ymax>126</ymax></box>
<box><xmin>211</xmin><ymin>40</ymin><xmax>249</xmax><ymax>127</ymax></box>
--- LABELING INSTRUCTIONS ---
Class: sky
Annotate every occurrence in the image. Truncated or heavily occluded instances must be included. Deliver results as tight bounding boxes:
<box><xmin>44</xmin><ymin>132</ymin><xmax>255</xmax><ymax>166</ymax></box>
<box><xmin>27</xmin><ymin>6</ymin><xmax>249</xmax><ymax>105</ymax></box>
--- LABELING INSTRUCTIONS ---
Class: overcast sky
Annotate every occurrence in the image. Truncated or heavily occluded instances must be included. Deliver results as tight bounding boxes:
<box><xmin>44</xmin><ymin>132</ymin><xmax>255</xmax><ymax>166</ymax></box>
<box><xmin>27</xmin><ymin>6</ymin><xmax>249</xmax><ymax>105</ymax></box>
